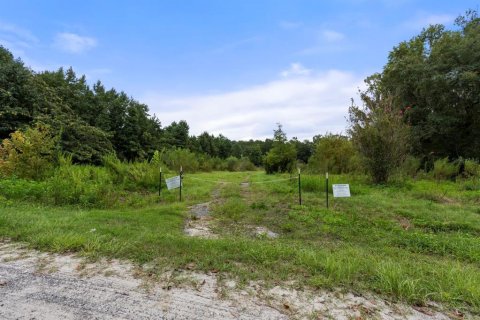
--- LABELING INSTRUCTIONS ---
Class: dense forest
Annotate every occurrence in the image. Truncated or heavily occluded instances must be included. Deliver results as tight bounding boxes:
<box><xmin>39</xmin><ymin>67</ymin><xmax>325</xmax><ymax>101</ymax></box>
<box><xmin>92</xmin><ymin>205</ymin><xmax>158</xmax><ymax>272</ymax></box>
<box><xmin>0</xmin><ymin>10</ymin><xmax>479</xmax><ymax>182</ymax></box>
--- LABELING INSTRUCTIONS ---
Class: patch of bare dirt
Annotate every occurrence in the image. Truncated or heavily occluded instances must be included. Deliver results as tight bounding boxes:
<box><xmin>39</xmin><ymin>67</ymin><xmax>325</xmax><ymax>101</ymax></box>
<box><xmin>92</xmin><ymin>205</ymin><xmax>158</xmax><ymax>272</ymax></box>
<box><xmin>184</xmin><ymin>185</ymin><xmax>224</xmax><ymax>239</ymax></box>
<box><xmin>396</xmin><ymin>216</ymin><xmax>413</xmax><ymax>230</ymax></box>
<box><xmin>184</xmin><ymin>209</ymin><xmax>217</xmax><ymax>239</ymax></box>
<box><xmin>252</xmin><ymin>226</ymin><xmax>279</xmax><ymax>239</ymax></box>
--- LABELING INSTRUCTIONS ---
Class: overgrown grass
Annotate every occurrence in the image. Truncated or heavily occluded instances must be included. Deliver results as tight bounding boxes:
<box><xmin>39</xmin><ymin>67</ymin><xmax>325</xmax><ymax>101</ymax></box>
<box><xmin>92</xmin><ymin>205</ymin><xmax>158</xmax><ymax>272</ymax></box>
<box><xmin>0</xmin><ymin>171</ymin><xmax>479</xmax><ymax>314</ymax></box>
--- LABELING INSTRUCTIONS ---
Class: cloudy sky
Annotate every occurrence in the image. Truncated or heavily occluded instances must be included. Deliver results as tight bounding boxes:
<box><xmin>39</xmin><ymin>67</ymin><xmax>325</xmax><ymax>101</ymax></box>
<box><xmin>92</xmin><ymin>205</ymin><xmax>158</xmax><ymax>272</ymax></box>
<box><xmin>1</xmin><ymin>0</ymin><xmax>476</xmax><ymax>140</ymax></box>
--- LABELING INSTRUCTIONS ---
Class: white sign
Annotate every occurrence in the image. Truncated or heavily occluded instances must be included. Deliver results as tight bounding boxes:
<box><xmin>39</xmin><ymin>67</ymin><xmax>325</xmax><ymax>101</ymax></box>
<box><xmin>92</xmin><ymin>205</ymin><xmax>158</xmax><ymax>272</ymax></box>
<box><xmin>332</xmin><ymin>184</ymin><xmax>351</xmax><ymax>198</ymax></box>
<box><xmin>165</xmin><ymin>176</ymin><xmax>181</xmax><ymax>190</ymax></box>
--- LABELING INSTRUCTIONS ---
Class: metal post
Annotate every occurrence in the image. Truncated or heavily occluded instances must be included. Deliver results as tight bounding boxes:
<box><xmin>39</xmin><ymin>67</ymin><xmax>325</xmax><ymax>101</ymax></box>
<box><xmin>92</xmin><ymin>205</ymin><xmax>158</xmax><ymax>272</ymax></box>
<box><xmin>179</xmin><ymin>166</ymin><xmax>183</xmax><ymax>202</ymax></box>
<box><xmin>159</xmin><ymin>167</ymin><xmax>162</xmax><ymax>197</ymax></box>
<box><xmin>326</xmin><ymin>172</ymin><xmax>329</xmax><ymax>209</ymax></box>
<box><xmin>298</xmin><ymin>168</ymin><xmax>302</xmax><ymax>205</ymax></box>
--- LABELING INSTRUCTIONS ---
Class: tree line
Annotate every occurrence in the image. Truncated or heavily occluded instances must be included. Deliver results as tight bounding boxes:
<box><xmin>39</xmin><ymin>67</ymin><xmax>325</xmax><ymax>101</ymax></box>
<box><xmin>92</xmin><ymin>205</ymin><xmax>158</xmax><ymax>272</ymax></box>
<box><xmin>0</xmin><ymin>46</ymin><xmax>313</xmax><ymax>166</ymax></box>
<box><xmin>1</xmin><ymin>10</ymin><xmax>479</xmax><ymax>183</ymax></box>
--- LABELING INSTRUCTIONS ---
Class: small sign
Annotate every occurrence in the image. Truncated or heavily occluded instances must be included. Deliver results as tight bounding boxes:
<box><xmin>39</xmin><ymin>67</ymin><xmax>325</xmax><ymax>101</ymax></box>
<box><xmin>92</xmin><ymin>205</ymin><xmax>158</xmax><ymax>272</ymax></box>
<box><xmin>165</xmin><ymin>176</ymin><xmax>181</xmax><ymax>190</ymax></box>
<box><xmin>332</xmin><ymin>184</ymin><xmax>351</xmax><ymax>198</ymax></box>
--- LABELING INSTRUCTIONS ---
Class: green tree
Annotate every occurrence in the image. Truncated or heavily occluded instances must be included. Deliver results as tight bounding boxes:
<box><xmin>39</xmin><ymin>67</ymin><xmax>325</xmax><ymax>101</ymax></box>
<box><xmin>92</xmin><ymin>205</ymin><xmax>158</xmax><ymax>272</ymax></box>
<box><xmin>348</xmin><ymin>82</ymin><xmax>411</xmax><ymax>183</ymax></box>
<box><xmin>308</xmin><ymin>134</ymin><xmax>357</xmax><ymax>173</ymax></box>
<box><xmin>377</xmin><ymin>10</ymin><xmax>480</xmax><ymax>160</ymax></box>
<box><xmin>290</xmin><ymin>137</ymin><xmax>313</xmax><ymax>163</ymax></box>
<box><xmin>59</xmin><ymin>122</ymin><xmax>114</xmax><ymax>164</ymax></box>
<box><xmin>264</xmin><ymin>124</ymin><xmax>297</xmax><ymax>174</ymax></box>
<box><xmin>162</xmin><ymin>120</ymin><xmax>189</xmax><ymax>149</ymax></box>
<box><xmin>0</xmin><ymin>46</ymin><xmax>39</xmax><ymax>139</ymax></box>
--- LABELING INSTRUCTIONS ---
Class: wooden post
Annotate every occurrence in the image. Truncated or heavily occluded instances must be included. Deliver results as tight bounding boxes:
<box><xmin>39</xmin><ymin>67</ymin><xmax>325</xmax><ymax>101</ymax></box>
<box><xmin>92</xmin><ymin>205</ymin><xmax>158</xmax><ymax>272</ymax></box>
<box><xmin>326</xmin><ymin>172</ymin><xmax>329</xmax><ymax>209</ymax></box>
<box><xmin>298</xmin><ymin>168</ymin><xmax>302</xmax><ymax>205</ymax></box>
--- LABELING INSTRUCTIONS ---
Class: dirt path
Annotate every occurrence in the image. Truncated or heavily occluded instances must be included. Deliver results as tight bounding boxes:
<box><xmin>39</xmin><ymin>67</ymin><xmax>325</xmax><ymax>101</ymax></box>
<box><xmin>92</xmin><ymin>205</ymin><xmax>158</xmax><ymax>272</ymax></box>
<box><xmin>0</xmin><ymin>241</ymin><xmax>460</xmax><ymax>319</ymax></box>
<box><xmin>0</xmin><ymin>241</ymin><xmax>284</xmax><ymax>320</ymax></box>
<box><xmin>184</xmin><ymin>183</ymin><xmax>224</xmax><ymax>238</ymax></box>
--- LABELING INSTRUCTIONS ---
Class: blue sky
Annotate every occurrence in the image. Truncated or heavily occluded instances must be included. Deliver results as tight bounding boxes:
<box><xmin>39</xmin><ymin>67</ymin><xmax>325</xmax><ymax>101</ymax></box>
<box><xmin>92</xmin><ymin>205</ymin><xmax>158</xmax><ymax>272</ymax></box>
<box><xmin>1</xmin><ymin>0</ymin><xmax>477</xmax><ymax>140</ymax></box>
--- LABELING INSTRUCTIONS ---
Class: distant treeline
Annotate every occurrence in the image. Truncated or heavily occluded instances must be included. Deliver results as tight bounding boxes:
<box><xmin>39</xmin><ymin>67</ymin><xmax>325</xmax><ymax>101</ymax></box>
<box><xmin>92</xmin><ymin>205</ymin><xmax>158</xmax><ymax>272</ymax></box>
<box><xmin>0</xmin><ymin>45</ymin><xmax>313</xmax><ymax>166</ymax></box>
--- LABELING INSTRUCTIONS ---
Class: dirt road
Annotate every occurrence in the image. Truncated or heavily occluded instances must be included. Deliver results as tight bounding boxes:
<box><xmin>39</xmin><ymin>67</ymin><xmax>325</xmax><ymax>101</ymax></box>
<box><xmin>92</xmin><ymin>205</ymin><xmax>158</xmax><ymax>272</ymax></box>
<box><xmin>0</xmin><ymin>242</ymin><xmax>284</xmax><ymax>320</ymax></box>
<box><xmin>0</xmin><ymin>241</ymin><xmax>456</xmax><ymax>320</ymax></box>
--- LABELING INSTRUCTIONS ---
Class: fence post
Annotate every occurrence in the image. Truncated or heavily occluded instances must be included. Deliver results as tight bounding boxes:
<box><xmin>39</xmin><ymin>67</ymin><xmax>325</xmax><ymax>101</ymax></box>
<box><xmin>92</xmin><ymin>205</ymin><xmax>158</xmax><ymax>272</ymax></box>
<box><xmin>179</xmin><ymin>166</ymin><xmax>183</xmax><ymax>202</ymax></box>
<box><xmin>159</xmin><ymin>167</ymin><xmax>162</xmax><ymax>197</ymax></box>
<box><xmin>326</xmin><ymin>172</ymin><xmax>329</xmax><ymax>209</ymax></box>
<box><xmin>298</xmin><ymin>168</ymin><xmax>302</xmax><ymax>205</ymax></box>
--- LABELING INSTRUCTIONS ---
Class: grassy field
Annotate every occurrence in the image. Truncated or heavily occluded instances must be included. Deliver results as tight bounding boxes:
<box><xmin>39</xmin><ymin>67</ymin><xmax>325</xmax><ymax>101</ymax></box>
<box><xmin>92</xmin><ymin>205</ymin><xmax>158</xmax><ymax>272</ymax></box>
<box><xmin>1</xmin><ymin>171</ymin><xmax>479</xmax><ymax>314</ymax></box>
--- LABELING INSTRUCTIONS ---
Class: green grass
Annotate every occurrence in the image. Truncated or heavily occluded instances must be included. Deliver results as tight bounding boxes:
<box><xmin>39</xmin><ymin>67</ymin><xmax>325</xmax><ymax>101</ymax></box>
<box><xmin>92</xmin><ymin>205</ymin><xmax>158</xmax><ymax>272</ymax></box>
<box><xmin>0</xmin><ymin>171</ymin><xmax>479</xmax><ymax>314</ymax></box>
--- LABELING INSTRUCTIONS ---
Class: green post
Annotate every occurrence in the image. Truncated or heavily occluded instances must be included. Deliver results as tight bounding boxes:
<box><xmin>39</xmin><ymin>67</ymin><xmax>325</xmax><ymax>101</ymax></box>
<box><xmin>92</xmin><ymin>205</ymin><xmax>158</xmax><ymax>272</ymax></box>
<box><xmin>326</xmin><ymin>172</ymin><xmax>329</xmax><ymax>209</ymax></box>
<box><xmin>179</xmin><ymin>166</ymin><xmax>183</xmax><ymax>202</ymax></box>
<box><xmin>159</xmin><ymin>167</ymin><xmax>162</xmax><ymax>197</ymax></box>
<box><xmin>298</xmin><ymin>168</ymin><xmax>302</xmax><ymax>205</ymax></box>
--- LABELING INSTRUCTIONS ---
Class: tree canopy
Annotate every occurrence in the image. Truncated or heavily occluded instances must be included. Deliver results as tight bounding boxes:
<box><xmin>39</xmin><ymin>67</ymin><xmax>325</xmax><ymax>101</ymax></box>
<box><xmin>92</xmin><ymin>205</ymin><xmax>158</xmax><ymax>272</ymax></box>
<box><xmin>376</xmin><ymin>10</ymin><xmax>480</xmax><ymax>160</ymax></box>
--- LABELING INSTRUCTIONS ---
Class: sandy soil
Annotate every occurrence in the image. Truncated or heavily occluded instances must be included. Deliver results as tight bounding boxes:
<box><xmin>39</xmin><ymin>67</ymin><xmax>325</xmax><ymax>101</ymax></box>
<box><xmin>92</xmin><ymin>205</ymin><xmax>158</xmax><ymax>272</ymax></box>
<box><xmin>0</xmin><ymin>240</ymin><xmax>464</xmax><ymax>320</ymax></box>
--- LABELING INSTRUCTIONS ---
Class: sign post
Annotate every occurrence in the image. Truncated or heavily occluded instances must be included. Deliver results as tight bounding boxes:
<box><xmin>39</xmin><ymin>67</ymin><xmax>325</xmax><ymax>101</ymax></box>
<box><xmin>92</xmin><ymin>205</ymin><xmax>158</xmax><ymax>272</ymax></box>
<box><xmin>179</xmin><ymin>166</ymin><xmax>183</xmax><ymax>202</ymax></box>
<box><xmin>159</xmin><ymin>167</ymin><xmax>162</xmax><ymax>197</ymax></box>
<box><xmin>298</xmin><ymin>168</ymin><xmax>302</xmax><ymax>205</ymax></box>
<box><xmin>326</xmin><ymin>172</ymin><xmax>329</xmax><ymax>209</ymax></box>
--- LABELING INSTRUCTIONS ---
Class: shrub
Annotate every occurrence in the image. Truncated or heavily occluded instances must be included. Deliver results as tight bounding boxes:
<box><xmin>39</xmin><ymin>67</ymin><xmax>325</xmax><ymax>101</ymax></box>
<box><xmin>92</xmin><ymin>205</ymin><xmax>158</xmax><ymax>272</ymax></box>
<box><xmin>161</xmin><ymin>148</ymin><xmax>199</xmax><ymax>172</ymax></box>
<box><xmin>264</xmin><ymin>124</ymin><xmax>297</xmax><ymax>174</ymax></box>
<box><xmin>223</xmin><ymin>156</ymin><xmax>256</xmax><ymax>172</ymax></box>
<box><xmin>400</xmin><ymin>156</ymin><xmax>422</xmax><ymax>178</ymax></box>
<box><xmin>308</xmin><ymin>134</ymin><xmax>357</xmax><ymax>174</ymax></box>
<box><xmin>237</xmin><ymin>157</ymin><xmax>256</xmax><ymax>171</ymax></box>
<box><xmin>47</xmin><ymin>160</ymin><xmax>115</xmax><ymax>207</ymax></box>
<box><xmin>463</xmin><ymin>159</ymin><xmax>480</xmax><ymax>178</ymax></box>
<box><xmin>348</xmin><ymin>90</ymin><xmax>410</xmax><ymax>183</ymax></box>
<box><xmin>0</xmin><ymin>124</ymin><xmax>57</xmax><ymax>180</ymax></box>
<box><xmin>103</xmin><ymin>153</ymin><xmax>164</xmax><ymax>190</ymax></box>
<box><xmin>432</xmin><ymin>157</ymin><xmax>459</xmax><ymax>180</ymax></box>
<box><xmin>225</xmin><ymin>156</ymin><xmax>239</xmax><ymax>171</ymax></box>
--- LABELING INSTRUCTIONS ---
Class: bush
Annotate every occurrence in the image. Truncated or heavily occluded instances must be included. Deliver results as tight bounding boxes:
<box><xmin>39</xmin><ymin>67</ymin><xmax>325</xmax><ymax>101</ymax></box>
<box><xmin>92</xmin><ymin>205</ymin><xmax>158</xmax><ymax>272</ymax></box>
<box><xmin>400</xmin><ymin>156</ymin><xmax>421</xmax><ymax>178</ymax></box>
<box><xmin>47</xmin><ymin>159</ymin><xmax>116</xmax><ymax>207</ymax></box>
<box><xmin>432</xmin><ymin>157</ymin><xmax>459</xmax><ymax>180</ymax></box>
<box><xmin>348</xmin><ymin>91</ymin><xmax>410</xmax><ymax>183</ymax></box>
<box><xmin>103</xmin><ymin>153</ymin><xmax>164</xmax><ymax>190</ymax></box>
<box><xmin>308</xmin><ymin>134</ymin><xmax>358</xmax><ymax>174</ymax></box>
<box><xmin>0</xmin><ymin>124</ymin><xmax>57</xmax><ymax>180</ymax></box>
<box><xmin>463</xmin><ymin>159</ymin><xmax>480</xmax><ymax>178</ymax></box>
<box><xmin>264</xmin><ymin>124</ymin><xmax>297</xmax><ymax>174</ymax></box>
<box><xmin>237</xmin><ymin>157</ymin><xmax>256</xmax><ymax>171</ymax></box>
<box><xmin>161</xmin><ymin>148</ymin><xmax>199</xmax><ymax>172</ymax></box>
<box><xmin>225</xmin><ymin>156</ymin><xmax>239</xmax><ymax>171</ymax></box>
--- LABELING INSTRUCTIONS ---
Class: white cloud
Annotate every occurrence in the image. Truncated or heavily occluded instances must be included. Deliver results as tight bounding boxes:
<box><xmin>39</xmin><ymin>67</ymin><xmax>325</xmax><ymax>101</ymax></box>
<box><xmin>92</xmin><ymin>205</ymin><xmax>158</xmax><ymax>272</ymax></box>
<box><xmin>296</xmin><ymin>29</ymin><xmax>347</xmax><ymax>55</ymax></box>
<box><xmin>54</xmin><ymin>32</ymin><xmax>97</xmax><ymax>53</ymax></box>
<box><xmin>405</xmin><ymin>13</ymin><xmax>455</xmax><ymax>29</ymax></box>
<box><xmin>142</xmin><ymin>68</ymin><xmax>365</xmax><ymax>140</ymax></box>
<box><xmin>280</xmin><ymin>63</ymin><xmax>312</xmax><ymax>78</ymax></box>
<box><xmin>0</xmin><ymin>21</ymin><xmax>38</xmax><ymax>44</ymax></box>
<box><xmin>322</xmin><ymin>30</ymin><xmax>345</xmax><ymax>42</ymax></box>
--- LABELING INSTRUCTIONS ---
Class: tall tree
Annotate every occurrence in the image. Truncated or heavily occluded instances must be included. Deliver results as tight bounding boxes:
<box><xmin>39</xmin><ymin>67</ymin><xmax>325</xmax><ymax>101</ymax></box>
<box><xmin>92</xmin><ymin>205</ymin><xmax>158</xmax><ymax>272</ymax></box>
<box><xmin>378</xmin><ymin>10</ymin><xmax>480</xmax><ymax>160</ymax></box>
<box><xmin>264</xmin><ymin>124</ymin><xmax>297</xmax><ymax>174</ymax></box>
<box><xmin>348</xmin><ymin>80</ymin><xmax>411</xmax><ymax>183</ymax></box>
